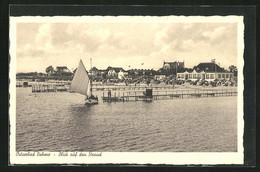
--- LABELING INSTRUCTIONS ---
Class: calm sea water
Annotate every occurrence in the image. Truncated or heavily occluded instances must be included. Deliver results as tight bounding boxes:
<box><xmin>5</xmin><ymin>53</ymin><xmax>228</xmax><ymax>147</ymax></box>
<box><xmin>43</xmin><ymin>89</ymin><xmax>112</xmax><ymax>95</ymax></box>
<box><xmin>16</xmin><ymin>87</ymin><xmax>237</xmax><ymax>152</ymax></box>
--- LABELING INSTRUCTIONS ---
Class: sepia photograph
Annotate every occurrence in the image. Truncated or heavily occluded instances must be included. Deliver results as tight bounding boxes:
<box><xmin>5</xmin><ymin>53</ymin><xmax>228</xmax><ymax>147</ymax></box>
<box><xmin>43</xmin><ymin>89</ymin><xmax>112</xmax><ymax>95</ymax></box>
<box><xmin>9</xmin><ymin>15</ymin><xmax>244</xmax><ymax>165</ymax></box>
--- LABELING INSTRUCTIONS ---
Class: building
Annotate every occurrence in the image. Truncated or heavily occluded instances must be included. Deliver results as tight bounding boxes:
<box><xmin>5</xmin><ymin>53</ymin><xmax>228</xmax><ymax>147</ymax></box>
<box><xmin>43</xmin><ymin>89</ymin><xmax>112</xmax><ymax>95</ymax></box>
<box><xmin>163</xmin><ymin>61</ymin><xmax>184</xmax><ymax>70</ymax></box>
<box><xmin>89</xmin><ymin>67</ymin><xmax>99</xmax><ymax>77</ymax></box>
<box><xmin>56</xmin><ymin>66</ymin><xmax>72</xmax><ymax>75</ymax></box>
<box><xmin>177</xmin><ymin>62</ymin><xmax>234</xmax><ymax>81</ymax></box>
<box><xmin>127</xmin><ymin>69</ymin><xmax>154</xmax><ymax>79</ymax></box>
<box><xmin>45</xmin><ymin>65</ymin><xmax>56</xmax><ymax>76</ymax></box>
<box><xmin>177</xmin><ymin>69</ymin><xmax>205</xmax><ymax>81</ymax></box>
<box><xmin>84</xmin><ymin>67</ymin><xmax>108</xmax><ymax>79</ymax></box>
<box><xmin>107</xmin><ymin>66</ymin><xmax>124</xmax><ymax>77</ymax></box>
<box><xmin>99</xmin><ymin>69</ymin><xmax>107</xmax><ymax>79</ymax></box>
<box><xmin>152</xmin><ymin>71</ymin><xmax>166</xmax><ymax>80</ymax></box>
<box><xmin>118</xmin><ymin>69</ymin><xmax>128</xmax><ymax>79</ymax></box>
<box><xmin>161</xmin><ymin>61</ymin><xmax>185</xmax><ymax>75</ymax></box>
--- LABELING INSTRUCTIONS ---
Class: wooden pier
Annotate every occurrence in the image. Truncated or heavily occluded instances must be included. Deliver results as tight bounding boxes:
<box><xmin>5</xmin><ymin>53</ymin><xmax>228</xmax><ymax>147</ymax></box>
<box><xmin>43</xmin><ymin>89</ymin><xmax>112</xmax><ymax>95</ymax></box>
<box><xmin>32</xmin><ymin>84</ymin><xmax>68</xmax><ymax>93</ymax></box>
<box><xmin>102</xmin><ymin>89</ymin><xmax>237</xmax><ymax>102</ymax></box>
<box><xmin>16</xmin><ymin>81</ymin><xmax>32</xmax><ymax>87</ymax></box>
<box><xmin>31</xmin><ymin>83</ymin><xmax>175</xmax><ymax>93</ymax></box>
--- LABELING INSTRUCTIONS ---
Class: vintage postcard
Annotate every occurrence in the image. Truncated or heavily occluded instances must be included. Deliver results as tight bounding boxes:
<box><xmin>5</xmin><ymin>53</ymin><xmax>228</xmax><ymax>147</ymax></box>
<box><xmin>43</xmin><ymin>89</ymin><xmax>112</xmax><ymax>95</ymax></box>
<box><xmin>9</xmin><ymin>15</ymin><xmax>244</xmax><ymax>165</ymax></box>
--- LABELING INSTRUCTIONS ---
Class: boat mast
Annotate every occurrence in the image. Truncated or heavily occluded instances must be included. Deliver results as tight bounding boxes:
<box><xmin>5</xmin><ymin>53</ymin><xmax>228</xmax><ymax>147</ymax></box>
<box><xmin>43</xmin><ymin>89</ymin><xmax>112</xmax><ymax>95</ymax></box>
<box><xmin>90</xmin><ymin>57</ymin><xmax>93</xmax><ymax>95</ymax></box>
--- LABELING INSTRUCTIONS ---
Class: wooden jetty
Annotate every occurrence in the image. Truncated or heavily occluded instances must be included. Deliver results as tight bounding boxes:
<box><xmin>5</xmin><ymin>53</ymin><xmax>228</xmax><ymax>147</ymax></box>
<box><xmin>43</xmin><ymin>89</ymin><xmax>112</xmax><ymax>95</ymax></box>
<box><xmin>102</xmin><ymin>89</ymin><xmax>237</xmax><ymax>102</ymax></box>
<box><xmin>31</xmin><ymin>83</ymin><xmax>174</xmax><ymax>93</ymax></box>
<box><xmin>16</xmin><ymin>81</ymin><xmax>32</xmax><ymax>87</ymax></box>
<box><xmin>32</xmin><ymin>84</ymin><xmax>68</xmax><ymax>93</ymax></box>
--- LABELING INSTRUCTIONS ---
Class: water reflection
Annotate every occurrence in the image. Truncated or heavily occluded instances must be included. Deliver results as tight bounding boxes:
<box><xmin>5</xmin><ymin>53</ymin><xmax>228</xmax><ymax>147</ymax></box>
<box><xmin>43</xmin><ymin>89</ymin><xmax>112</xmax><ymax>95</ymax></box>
<box><xmin>70</xmin><ymin>104</ymin><xmax>94</xmax><ymax>116</ymax></box>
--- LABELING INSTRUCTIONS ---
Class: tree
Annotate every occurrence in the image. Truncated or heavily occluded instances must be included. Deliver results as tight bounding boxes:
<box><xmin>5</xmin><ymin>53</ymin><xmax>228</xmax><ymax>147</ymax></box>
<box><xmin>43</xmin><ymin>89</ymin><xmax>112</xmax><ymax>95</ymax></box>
<box><xmin>229</xmin><ymin>65</ymin><xmax>237</xmax><ymax>77</ymax></box>
<box><xmin>229</xmin><ymin>65</ymin><xmax>237</xmax><ymax>72</ymax></box>
<box><xmin>128</xmin><ymin>70</ymin><xmax>136</xmax><ymax>78</ymax></box>
<box><xmin>46</xmin><ymin>65</ymin><xmax>54</xmax><ymax>74</ymax></box>
<box><xmin>158</xmin><ymin>67</ymin><xmax>173</xmax><ymax>76</ymax></box>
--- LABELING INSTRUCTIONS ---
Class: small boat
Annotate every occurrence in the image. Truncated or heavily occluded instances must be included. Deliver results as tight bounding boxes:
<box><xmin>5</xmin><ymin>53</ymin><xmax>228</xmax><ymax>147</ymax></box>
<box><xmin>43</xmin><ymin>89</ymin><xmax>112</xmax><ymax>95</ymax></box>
<box><xmin>70</xmin><ymin>59</ymin><xmax>98</xmax><ymax>105</ymax></box>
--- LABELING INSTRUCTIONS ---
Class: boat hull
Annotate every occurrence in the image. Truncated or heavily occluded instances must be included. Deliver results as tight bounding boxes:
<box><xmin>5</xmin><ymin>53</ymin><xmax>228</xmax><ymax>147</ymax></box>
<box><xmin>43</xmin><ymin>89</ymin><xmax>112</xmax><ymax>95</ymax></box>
<box><xmin>85</xmin><ymin>98</ymin><xmax>98</xmax><ymax>105</ymax></box>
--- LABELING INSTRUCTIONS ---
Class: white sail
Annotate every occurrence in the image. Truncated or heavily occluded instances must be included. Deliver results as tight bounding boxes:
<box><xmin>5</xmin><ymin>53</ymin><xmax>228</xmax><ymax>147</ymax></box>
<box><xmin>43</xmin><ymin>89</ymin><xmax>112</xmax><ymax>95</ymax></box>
<box><xmin>70</xmin><ymin>60</ymin><xmax>91</xmax><ymax>96</ymax></box>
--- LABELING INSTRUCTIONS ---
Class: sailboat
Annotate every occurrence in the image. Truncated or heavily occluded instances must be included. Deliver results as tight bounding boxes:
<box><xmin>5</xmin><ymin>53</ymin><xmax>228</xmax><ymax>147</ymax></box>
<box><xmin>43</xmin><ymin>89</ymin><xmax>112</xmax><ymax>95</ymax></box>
<box><xmin>70</xmin><ymin>59</ymin><xmax>98</xmax><ymax>105</ymax></box>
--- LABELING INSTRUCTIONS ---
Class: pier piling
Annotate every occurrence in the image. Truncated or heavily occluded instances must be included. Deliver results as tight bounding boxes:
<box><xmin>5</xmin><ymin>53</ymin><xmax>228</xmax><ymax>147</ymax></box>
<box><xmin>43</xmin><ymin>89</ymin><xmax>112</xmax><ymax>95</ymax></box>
<box><xmin>102</xmin><ymin>89</ymin><xmax>237</xmax><ymax>102</ymax></box>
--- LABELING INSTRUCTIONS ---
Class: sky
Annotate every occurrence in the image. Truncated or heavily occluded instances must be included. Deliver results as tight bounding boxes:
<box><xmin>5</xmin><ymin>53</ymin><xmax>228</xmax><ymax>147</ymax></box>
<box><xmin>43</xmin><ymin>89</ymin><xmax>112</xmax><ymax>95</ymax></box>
<box><xmin>15</xmin><ymin>18</ymin><xmax>238</xmax><ymax>73</ymax></box>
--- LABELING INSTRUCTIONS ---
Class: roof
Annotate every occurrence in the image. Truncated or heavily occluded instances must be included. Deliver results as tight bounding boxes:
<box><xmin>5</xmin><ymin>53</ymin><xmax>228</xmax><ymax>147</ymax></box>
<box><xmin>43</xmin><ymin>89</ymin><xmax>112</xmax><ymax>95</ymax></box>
<box><xmin>177</xmin><ymin>68</ymin><xmax>193</xmax><ymax>73</ymax></box>
<box><xmin>56</xmin><ymin>66</ymin><xmax>71</xmax><ymax>72</ymax></box>
<box><xmin>99</xmin><ymin>69</ymin><xmax>107</xmax><ymax>72</ymax></box>
<box><xmin>164</xmin><ymin>61</ymin><xmax>184</xmax><ymax>68</ymax></box>
<box><xmin>164</xmin><ymin>61</ymin><xmax>177</xmax><ymax>68</ymax></box>
<box><xmin>90</xmin><ymin>67</ymin><xmax>98</xmax><ymax>71</ymax></box>
<box><xmin>107</xmin><ymin>66</ymin><xmax>125</xmax><ymax>72</ymax></box>
<box><xmin>56</xmin><ymin>66</ymin><xmax>68</xmax><ymax>69</ymax></box>
<box><xmin>195</xmin><ymin>63</ymin><xmax>226</xmax><ymax>72</ymax></box>
<box><xmin>177</xmin><ymin>63</ymin><xmax>231</xmax><ymax>74</ymax></box>
<box><xmin>164</xmin><ymin>61</ymin><xmax>177</xmax><ymax>65</ymax></box>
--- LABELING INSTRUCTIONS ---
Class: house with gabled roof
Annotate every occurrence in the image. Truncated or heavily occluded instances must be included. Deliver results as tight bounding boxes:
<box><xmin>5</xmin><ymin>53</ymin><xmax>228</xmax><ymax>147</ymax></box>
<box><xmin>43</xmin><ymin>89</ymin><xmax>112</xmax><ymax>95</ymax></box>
<box><xmin>107</xmin><ymin>66</ymin><xmax>124</xmax><ymax>77</ymax></box>
<box><xmin>55</xmin><ymin>66</ymin><xmax>72</xmax><ymax>76</ymax></box>
<box><xmin>56</xmin><ymin>66</ymin><xmax>71</xmax><ymax>73</ymax></box>
<box><xmin>177</xmin><ymin>62</ymin><xmax>234</xmax><ymax>81</ymax></box>
<box><xmin>163</xmin><ymin>61</ymin><xmax>184</xmax><ymax>70</ymax></box>
<box><xmin>89</xmin><ymin>66</ymin><xmax>99</xmax><ymax>76</ymax></box>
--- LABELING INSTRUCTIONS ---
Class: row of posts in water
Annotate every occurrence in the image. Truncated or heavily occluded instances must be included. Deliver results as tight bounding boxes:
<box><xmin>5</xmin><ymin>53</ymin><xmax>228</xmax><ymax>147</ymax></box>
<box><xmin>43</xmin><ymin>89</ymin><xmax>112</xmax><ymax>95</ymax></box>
<box><xmin>31</xmin><ymin>84</ymin><xmax>174</xmax><ymax>93</ymax></box>
<box><xmin>32</xmin><ymin>84</ymin><xmax>68</xmax><ymax>92</ymax></box>
<box><xmin>30</xmin><ymin>84</ymin><xmax>237</xmax><ymax>102</ymax></box>
<box><xmin>31</xmin><ymin>84</ymin><xmax>237</xmax><ymax>101</ymax></box>
<box><xmin>102</xmin><ymin>89</ymin><xmax>238</xmax><ymax>102</ymax></box>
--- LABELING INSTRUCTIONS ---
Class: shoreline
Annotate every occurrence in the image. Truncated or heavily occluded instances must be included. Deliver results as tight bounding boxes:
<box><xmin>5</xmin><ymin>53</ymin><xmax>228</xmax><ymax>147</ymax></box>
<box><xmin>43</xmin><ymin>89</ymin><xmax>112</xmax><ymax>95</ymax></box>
<box><xmin>16</xmin><ymin>79</ymin><xmax>237</xmax><ymax>92</ymax></box>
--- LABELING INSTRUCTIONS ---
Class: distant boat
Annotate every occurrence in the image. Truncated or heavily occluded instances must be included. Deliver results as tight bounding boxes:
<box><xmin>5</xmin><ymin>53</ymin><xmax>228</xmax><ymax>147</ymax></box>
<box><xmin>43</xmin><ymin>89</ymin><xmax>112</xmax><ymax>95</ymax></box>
<box><xmin>70</xmin><ymin>59</ymin><xmax>98</xmax><ymax>105</ymax></box>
